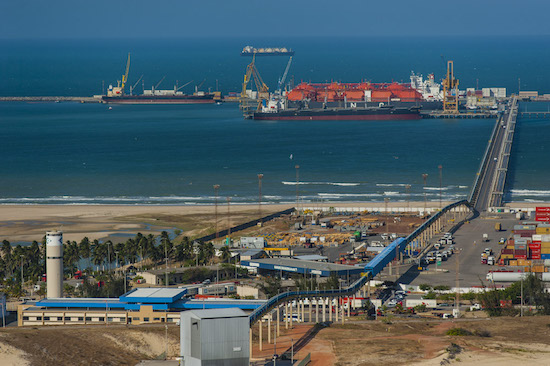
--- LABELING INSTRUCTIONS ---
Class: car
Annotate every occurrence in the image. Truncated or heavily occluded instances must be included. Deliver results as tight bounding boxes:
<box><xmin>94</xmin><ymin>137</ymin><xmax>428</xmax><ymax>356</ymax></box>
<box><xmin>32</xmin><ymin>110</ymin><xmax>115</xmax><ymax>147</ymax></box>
<box><xmin>395</xmin><ymin>290</ymin><xmax>406</xmax><ymax>296</ymax></box>
<box><xmin>387</xmin><ymin>299</ymin><xmax>397</xmax><ymax>307</ymax></box>
<box><xmin>499</xmin><ymin>238</ymin><xmax>506</xmax><ymax>245</ymax></box>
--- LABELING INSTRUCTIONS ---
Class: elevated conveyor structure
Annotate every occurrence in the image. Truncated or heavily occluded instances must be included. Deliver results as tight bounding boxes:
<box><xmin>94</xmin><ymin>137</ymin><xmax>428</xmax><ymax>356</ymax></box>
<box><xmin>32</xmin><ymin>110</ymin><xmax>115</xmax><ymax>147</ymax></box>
<box><xmin>248</xmin><ymin>200</ymin><xmax>472</xmax><ymax>326</ymax></box>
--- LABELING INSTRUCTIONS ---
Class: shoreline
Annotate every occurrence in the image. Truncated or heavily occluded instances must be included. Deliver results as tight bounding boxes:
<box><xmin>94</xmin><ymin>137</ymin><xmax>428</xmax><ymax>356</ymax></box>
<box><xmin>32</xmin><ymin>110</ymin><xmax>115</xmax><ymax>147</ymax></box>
<box><xmin>0</xmin><ymin>201</ymin><xmax>545</xmax><ymax>244</ymax></box>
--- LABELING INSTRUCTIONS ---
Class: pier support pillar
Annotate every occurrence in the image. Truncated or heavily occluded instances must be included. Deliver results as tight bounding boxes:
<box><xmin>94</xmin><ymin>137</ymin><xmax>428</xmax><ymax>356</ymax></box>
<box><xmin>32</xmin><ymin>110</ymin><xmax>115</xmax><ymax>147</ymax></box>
<box><xmin>316</xmin><ymin>298</ymin><xmax>319</xmax><ymax>323</ymax></box>
<box><xmin>329</xmin><ymin>298</ymin><xmax>333</xmax><ymax>322</ymax></box>
<box><xmin>285</xmin><ymin>303</ymin><xmax>288</xmax><ymax>329</ymax></box>
<box><xmin>301</xmin><ymin>299</ymin><xmax>305</xmax><ymax>322</ymax></box>
<box><xmin>277</xmin><ymin>305</ymin><xmax>280</xmax><ymax>336</ymax></box>
<box><xmin>289</xmin><ymin>301</ymin><xmax>293</xmax><ymax>328</ymax></box>
<box><xmin>347</xmin><ymin>297</ymin><xmax>351</xmax><ymax>317</ymax></box>
<box><xmin>268</xmin><ymin>316</ymin><xmax>271</xmax><ymax>344</ymax></box>
<box><xmin>322</xmin><ymin>298</ymin><xmax>326</xmax><ymax>322</ymax></box>
<box><xmin>259</xmin><ymin>319</ymin><xmax>263</xmax><ymax>351</ymax></box>
<box><xmin>335</xmin><ymin>298</ymin><xmax>339</xmax><ymax>322</ymax></box>
<box><xmin>308</xmin><ymin>298</ymin><xmax>312</xmax><ymax>323</ymax></box>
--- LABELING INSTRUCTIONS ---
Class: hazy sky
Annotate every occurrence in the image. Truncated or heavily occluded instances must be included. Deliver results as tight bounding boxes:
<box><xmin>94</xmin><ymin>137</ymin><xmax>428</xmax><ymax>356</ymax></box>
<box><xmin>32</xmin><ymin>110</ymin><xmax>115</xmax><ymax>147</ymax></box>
<box><xmin>2</xmin><ymin>0</ymin><xmax>550</xmax><ymax>39</ymax></box>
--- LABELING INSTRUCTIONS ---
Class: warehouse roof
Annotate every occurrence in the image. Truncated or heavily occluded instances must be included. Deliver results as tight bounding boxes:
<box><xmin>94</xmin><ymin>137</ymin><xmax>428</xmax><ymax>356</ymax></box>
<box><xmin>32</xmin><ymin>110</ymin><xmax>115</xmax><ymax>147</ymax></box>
<box><xmin>119</xmin><ymin>288</ymin><xmax>188</xmax><ymax>303</ymax></box>
<box><xmin>241</xmin><ymin>258</ymin><xmax>363</xmax><ymax>276</ymax></box>
<box><xmin>184</xmin><ymin>308</ymin><xmax>248</xmax><ymax>319</ymax></box>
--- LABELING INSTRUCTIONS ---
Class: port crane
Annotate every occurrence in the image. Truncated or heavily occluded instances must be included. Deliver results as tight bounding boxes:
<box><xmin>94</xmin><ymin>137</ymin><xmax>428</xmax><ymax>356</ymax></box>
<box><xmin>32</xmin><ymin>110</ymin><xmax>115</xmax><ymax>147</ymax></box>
<box><xmin>107</xmin><ymin>53</ymin><xmax>131</xmax><ymax>97</ymax></box>
<box><xmin>442</xmin><ymin>60</ymin><xmax>459</xmax><ymax>113</ymax></box>
<box><xmin>277</xmin><ymin>56</ymin><xmax>293</xmax><ymax>95</ymax></box>
<box><xmin>129</xmin><ymin>74</ymin><xmax>143</xmax><ymax>95</ymax></box>
<box><xmin>241</xmin><ymin>54</ymin><xmax>269</xmax><ymax>100</ymax></box>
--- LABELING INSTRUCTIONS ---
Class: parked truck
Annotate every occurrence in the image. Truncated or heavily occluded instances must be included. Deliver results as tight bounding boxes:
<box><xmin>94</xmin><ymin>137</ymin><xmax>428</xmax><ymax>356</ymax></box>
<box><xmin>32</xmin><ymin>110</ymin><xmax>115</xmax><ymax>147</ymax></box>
<box><xmin>483</xmin><ymin>233</ymin><xmax>489</xmax><ymax>242</ymax></box>
<box><xmin>494</xmin><ymin>222</ymin><xmax>502</xmax><ymax>232</ymax></box>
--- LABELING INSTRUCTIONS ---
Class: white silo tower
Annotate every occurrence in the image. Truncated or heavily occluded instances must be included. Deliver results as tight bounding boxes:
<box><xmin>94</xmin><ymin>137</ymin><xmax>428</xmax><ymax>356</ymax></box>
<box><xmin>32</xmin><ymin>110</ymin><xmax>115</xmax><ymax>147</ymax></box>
<box><xmin>46</xmin><ymin>231</ymin><xmax>63</xmax><ymax>298</ymax></box>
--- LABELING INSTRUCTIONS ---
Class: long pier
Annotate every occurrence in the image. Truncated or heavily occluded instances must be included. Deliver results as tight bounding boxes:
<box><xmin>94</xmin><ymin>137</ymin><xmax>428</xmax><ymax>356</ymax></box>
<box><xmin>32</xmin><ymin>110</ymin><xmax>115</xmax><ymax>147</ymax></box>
<box><xmin>488</xmin><ymin>96</ymin><xmax>518</xmax><ymax>208</ymax></box>
<box><xmin>0</xmin><ymin>96</ymin><xmax>100</xmax><ymax>103</ymax></box>
<box><xmin>469</xmin><ymin>96</ymin><xmax>518</xmax><ymax>212</ymax></box>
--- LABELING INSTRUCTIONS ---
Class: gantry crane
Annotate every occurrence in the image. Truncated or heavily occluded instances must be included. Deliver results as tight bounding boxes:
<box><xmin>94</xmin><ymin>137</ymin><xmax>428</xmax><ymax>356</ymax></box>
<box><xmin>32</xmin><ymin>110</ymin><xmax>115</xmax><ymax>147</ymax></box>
<box><xmin>442</xmin><ymin>60</ymin><xmax>459</xmax><ymax>113</ymax></box>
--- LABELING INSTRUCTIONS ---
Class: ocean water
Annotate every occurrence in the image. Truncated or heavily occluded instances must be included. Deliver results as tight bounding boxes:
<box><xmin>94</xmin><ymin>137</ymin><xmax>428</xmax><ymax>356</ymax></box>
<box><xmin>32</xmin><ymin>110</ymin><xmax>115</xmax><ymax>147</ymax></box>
<box><xmin>0</xmin><ymin>36</ymin><xmax>549</xmax><ymax>204</ymax></box>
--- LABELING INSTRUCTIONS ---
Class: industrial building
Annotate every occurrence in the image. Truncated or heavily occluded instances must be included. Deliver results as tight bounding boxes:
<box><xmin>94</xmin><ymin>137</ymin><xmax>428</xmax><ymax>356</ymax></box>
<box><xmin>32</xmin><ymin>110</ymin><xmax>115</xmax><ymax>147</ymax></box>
<box><xmin>180</xmin><ymin>308</ymin><xmax>249</xmax><ymax>366</ymax></box>
<box><xmin>240</xmin><ymin>258</ymin><xmax>364</xmax><ymax>277</ymax></box>
<box><xmin>18</xmin><ymin>287</ymin><xmax>265</xmax><ymax>327</ymax></box>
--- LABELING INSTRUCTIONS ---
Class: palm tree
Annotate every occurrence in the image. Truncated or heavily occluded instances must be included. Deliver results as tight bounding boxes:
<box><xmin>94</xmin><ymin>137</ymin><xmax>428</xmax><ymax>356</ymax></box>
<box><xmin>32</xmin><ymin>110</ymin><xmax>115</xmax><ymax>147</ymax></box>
<box><xmin>2</xmin><ymin>240</ymin><xmax>13</xmax><ymax>277</ymax></box>
<box><xmin>219</xmin><ymin>246</ymin><xmax>231</xmax><ymax>263</ymax></box>
<box><xmin>92</xmin><ymin>240</ymin><xmax>106</xmax><ymax>268</ymax></box>
<box><xmin>63</xmin><ymin>241</ymin><xmax>80</xmax><ymax>275</ymax></box>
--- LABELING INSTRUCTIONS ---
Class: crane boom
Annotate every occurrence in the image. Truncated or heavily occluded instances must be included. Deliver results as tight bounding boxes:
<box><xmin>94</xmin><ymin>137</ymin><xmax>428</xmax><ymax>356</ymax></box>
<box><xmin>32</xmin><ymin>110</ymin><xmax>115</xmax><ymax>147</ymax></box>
<box><xmin>121</xmin><ymin>53</ymin><xmax>131</xmax><ymax>91</ymax></box>
<box><xmin>278</xmin><ymin>56</ymin><xmax>293</xmax><ymax>92</ymax></box>
<box><xmin>130</xmin><ymin>74</ymin><xmax>143</xmax><ymax>95</ymax></box>
<box><xmin>176</xmin><ymin>80</ymin><xmax>194</xmax><ymax>91</ymax></box>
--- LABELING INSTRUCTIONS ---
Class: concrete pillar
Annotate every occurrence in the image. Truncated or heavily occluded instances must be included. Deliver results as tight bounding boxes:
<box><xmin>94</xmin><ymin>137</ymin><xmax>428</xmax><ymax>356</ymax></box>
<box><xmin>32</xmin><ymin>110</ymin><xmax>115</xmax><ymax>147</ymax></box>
<box><xmin>347</xmin><ymin>297</ymin><xmax>351</xmax><ymax>317</ymax></box>
<box><xmin>268</xmin><ymin>316</ymin><xmax>271</xmax><ymax>344</ymax></box>
<box><xmin>289</xmin><ymin>301</ymin><xmax>293</xmax><ymax>328</ymax></box>
<box><xmin>353</xmin><ymin>294</ymin><xmax>356</xmax><ymax>310</ymax></box>
<box><xmin>316</xmin><ymin>298</ymin><xmax>319</xmax><ymax>323</ymax></box>
<box><xmin>285</xmin><ymin>303</ymin><xmax>288</xmax><ymax>329</ymax></box>
<box><xmin>308</xmin><ymin>298</ymin><xmax>312</xmax><ymax>323</ymax></box>
<box><xmin>335</xmin><ymin>298</ymin><xmax>339</xmax><ymax>322</ymax></box>
<box><xmin>277</xmin><ymin>305</ymin><xmax>280</xmax><ymax>336</ymax></box>
<box><xmin>329</xmin><ymin>298</ymin><xmax>333</xmax><ymax>322</ymax></box>
<box><xmin>322</xmin><ymin>298</ymin><xmax>326</xmax><ymax>322</ymax></box>
<box><xmin>342</xmin><ymin>302</ymin><xmax>345</xmax><ymax>325</ymax></box>
<box><xmin>259</xmin><ymin>319</ymin><xmax>263</xmax><ymax>351</ymax></box>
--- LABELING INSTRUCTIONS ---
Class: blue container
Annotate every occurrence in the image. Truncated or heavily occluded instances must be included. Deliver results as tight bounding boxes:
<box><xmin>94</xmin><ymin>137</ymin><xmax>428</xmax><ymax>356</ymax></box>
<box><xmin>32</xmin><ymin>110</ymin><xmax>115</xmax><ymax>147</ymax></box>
<box><xmin>541</xmin><ymin>254</ymin><xmax>550</xmax><ymax>260</ymax></box>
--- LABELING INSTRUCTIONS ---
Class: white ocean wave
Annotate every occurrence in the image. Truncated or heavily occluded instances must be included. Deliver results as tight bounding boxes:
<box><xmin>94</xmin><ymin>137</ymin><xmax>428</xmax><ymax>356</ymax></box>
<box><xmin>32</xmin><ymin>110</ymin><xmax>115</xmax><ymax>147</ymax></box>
<box><xmin>376</xmin><ymin>183</ymin><xmax>410</xmax><ymax>187</ymax></box>
<box><xmin>423</xmin><ymin>186</ymin><xmax>451</xmax><ymax>191</ymax></box>
<box><xmin>511</xmin><ymin>189</ymin><xmax>550</xmax><ymax>197</ymax></box>
<box><xmin>281</xmin><ymin>181</ymin><xmax>360</xmax><ymax>186</ymax></box>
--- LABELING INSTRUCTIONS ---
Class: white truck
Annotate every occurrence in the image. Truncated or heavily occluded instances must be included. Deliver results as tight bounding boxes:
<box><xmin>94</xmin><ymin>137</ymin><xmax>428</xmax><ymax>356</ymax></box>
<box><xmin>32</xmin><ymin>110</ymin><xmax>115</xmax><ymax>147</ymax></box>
<box><xmin>482</xmin><ymin>233</ymin><xmax>489</xmax><ymax>242</ymax></box>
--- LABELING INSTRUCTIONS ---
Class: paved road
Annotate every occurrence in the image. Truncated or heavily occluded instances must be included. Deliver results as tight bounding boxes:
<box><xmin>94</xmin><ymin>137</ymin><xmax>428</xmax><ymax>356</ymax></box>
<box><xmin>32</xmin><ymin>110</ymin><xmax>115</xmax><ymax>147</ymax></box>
<box><xmin>398</xmin><ymin>213</ymin><xmax>519</xmax><ymax>288</ymax></box>
<box><xmin>474</xmin><ymin>114</ymin><xmax>507</xmax><ymax>212</ymax></box>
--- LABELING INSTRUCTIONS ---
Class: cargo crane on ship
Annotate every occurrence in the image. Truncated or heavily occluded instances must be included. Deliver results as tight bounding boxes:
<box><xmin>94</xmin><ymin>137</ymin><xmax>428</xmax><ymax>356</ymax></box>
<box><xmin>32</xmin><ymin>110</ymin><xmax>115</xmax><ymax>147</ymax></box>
<box><xmin>442</xmin><ymin>60</ymin><xmax>460</xmax><ymax>113</ymax></box>
<box><xmin>107</xmin><ymin>53</ymin><xmax>131</xmax><ymax>97</ymax></box>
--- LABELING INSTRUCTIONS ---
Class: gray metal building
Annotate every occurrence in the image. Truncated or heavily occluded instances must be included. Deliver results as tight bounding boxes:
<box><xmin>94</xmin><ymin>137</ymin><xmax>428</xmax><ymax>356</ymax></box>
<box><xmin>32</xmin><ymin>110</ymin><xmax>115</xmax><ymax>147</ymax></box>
<box><xmin>180</xmin><ymin>308</ymin><xmax>249</xmax><ymax>366</ymax></box>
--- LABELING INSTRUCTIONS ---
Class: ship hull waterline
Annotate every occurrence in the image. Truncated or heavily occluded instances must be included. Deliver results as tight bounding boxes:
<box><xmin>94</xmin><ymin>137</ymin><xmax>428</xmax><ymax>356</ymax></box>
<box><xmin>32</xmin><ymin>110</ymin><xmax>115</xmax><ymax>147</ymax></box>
<box><xmin>253</xmin><ymin>112</ymin><xmax>421</xmax><ymax>121</ymax></box>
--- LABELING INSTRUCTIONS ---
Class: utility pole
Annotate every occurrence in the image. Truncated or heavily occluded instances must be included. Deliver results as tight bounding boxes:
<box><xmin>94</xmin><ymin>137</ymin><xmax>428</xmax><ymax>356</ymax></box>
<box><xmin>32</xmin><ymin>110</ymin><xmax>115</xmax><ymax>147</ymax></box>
<box><xmin>258</xmin><ymin>174</ymin><xmax>263</xmax><ymax>226</ymax></box>
<box><xmin>422</xmin><ymin>173</ymin><xmax>428</xmax><ymax>213</ymax></box>
<box><xmin>213</xmin><ymin>184</ymin><xmax>220</xmax><ymax>240</ymax></box>
<box><xmin>405</xmin><ymin>184</ymin><xmax>411</xmax><ymax>211</ymax></box>
<box><xmin>520</xmin><ymin>276</ymin><xmax>524</xmax><ymax>317</ymax></box>
<box><xmin>438</xmin><ymin>165</ymin><xmax>443</xmax><ymax>209</ymax></box>
<box><xmin>295</xmin><ymin>165</ymin><xmax>300</xmax><ymax>215</ymax></box>
<box><xmin>227</xmin><ymin>197</ymin><xmax>232</xmax><ymax>242</ymax></box>
<box><xmin>455</xmin><ymin>249</ymin><xmax>460</xmax><ymax>317</ymax></box>
<box><xmin>20</xmin><ymin>255</ymin><xmax>24</xmax><ymax>292</ymax></box>
<box><xmin>165</xmin><ymin>239</ymin><xmax>169</xmax><ymax>287</ymax></box>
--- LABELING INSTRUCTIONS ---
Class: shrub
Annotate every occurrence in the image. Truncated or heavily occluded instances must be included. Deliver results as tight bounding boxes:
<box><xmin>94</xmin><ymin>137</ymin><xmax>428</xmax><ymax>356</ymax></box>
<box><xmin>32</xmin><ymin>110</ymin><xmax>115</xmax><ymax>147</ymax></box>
<box><xmin>473</xmin><ymin>329</ymin><xmax>491</xmax><ymax>337</ymax></box>
<box><xmin>423</xmin><ymin>291</ymin><xmax>436</xmax><ymax>299</ymax></box>
<box><xmin>446</xmin><ymin>328</ymin><xmax>472</xmax><ymax>336</ymax></box>
<box><xmin>434</xmin><ymin>285</ymin><xmax>451</xmax><ymax>291</ymax></box>
<box><xmin>419</xmin><ymin>283</ymin><xmax>432</xmax><ymax>291</ymax></box>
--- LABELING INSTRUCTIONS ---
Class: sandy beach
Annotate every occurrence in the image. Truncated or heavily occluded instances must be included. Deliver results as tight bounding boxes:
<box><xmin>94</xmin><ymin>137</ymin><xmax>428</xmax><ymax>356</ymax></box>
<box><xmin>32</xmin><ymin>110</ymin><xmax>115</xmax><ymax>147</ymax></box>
<box><xmin>0</xmin><ymin>201</ymin><xmax>544</xmax><ymax>244</ymax></box>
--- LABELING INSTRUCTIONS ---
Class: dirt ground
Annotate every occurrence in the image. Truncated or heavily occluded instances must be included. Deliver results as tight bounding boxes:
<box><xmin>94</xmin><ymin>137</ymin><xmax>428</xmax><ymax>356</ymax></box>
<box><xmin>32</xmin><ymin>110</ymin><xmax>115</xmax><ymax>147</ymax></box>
<box><xmin>0</xmin><ymin>324</ymin><xmax>180</xmax><ymax>366</ymax></box>
<box><xmin>251</xmin><ymin>316</ymin><xmax>550</xmax><ymax>365</ymax></box>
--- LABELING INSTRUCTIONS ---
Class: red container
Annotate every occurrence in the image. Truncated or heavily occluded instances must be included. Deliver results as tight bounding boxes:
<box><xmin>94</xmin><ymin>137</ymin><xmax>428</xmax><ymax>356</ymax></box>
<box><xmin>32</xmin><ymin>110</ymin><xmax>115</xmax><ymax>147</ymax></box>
<box><xmin>536</xmin><ymin>206</ymin><xmax>550</xmax><ymax>213</ymax></box>
<box><xmin>532</xmin><ymin>254</ymin><xmax>542</xmax><ymax>260</ymax></box>
<box><xmin>502</xmin><ymin>249</ymin><xmax>514</xmax><ymax>254</ymax></box>
<box><xmin>514</xmin><ymin>255</ymin><xmax>527</xmax><ymax>259</ymax></box>
<box><xmin>529</xmin><ymin>243</ymin><xmax>541</xmax><ymax>249</ymax></box>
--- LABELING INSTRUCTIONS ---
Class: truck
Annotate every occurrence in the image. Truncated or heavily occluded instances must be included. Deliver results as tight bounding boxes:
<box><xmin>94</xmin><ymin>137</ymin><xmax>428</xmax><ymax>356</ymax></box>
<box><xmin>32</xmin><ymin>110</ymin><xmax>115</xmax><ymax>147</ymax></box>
<box><xmin>494</xmin><ymin>222</ymin><xmax>502</xmax><ymax>232</ymax></box>
<box><xmin>483</xmin><ymin>233</ymin><xmax>489</xmax><ymax>242</ymax></box>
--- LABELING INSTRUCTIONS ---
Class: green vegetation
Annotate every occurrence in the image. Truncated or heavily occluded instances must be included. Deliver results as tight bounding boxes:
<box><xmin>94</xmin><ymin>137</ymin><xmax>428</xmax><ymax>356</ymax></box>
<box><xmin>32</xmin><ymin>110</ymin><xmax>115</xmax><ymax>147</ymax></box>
<box><xmin>446</xmin><ymin>328</ymin><xmax>472</xmax><ymax>336</ymax></box>
<box><xmin>419</xmin><ymin>283</ymin><xmax>432</xmax><ymax>291</ymax></box>
<box><xmin>423</xmin><ymin>290</ymin><xmax>436</xmax><ymax>299</ymax></box>
<box><xmin>433</xmin><ymin>285</ymin><xmax>451</xmax><ymax>291</ymax></box>
<box><xmin>478</xmin><ymin>274</ymin><xmax>550</xmax><ymax>316</ymax></box>
<box><xmin>257</xmin><ymin>276</ymin><xmax>282</xmax><ymax>298</ymax></box>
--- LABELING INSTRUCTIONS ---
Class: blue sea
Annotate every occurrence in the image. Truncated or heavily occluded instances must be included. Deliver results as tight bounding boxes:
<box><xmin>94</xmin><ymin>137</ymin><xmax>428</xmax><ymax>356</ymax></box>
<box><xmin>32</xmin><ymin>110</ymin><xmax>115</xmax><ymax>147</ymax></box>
<box><xmin>0</xmin><ymin>36</ymin><xmax>549</xmax><ymax>204</ymax></box>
